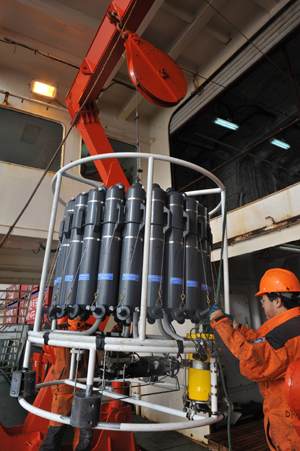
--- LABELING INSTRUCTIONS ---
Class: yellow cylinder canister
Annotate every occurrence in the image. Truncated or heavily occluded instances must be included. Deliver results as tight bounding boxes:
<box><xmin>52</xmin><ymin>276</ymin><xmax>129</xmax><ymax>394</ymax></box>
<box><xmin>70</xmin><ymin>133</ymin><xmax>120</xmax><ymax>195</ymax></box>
<box><xmin>187</xmin><ymin>333</ymin><xmax>214</xmax><ymax>402</ymax></box>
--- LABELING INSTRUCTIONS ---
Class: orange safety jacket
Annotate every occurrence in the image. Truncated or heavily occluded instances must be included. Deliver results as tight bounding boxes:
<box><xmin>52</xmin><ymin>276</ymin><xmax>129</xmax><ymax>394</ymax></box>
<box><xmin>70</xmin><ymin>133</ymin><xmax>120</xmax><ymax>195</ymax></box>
<box><xmin>210</xmin><ymin>307</ymin><xmax>300</xmax><ymax>451</ymax></box>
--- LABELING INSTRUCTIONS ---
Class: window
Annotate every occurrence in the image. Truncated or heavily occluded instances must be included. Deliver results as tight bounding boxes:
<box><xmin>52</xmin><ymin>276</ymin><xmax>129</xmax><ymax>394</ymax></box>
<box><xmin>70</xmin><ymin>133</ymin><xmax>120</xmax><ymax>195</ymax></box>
<box><xmin>80</xmin><ymin>138</ymin><xmax>138</xmax><ymax>185</ymax></box>
<box><xmin>0</xmin><ymin>107</ymin><xmax>63</xmax><ymax>172</ymax></box>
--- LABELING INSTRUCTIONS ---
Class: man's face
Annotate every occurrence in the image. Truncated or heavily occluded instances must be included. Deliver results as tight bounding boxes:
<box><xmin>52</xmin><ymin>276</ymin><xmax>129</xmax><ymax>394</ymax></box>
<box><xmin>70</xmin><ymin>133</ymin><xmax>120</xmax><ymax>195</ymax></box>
<box><xmin>261</xmin><ymin>294</ymin><xmax>278</xmax><ymax>320</ymax></box>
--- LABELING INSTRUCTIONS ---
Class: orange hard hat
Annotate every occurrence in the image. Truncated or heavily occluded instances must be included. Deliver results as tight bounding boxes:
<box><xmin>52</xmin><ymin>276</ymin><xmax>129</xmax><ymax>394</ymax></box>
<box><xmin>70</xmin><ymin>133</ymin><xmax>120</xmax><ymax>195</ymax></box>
<box><xmin>255</xmin><ymin>268</ymin><xmax>300</xmax><ymax>296</ymax></box>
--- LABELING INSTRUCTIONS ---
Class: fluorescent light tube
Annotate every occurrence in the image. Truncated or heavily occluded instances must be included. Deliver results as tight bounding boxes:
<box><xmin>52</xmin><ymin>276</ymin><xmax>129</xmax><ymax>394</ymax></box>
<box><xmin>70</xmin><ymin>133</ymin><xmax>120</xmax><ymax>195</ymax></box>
<box><xmin>270</xmin><ymin>139</ymin><xmax>290</xmax><ymax>150</ymax></box>
<box><xmin>214</xmin><ymin>118</ymin><xmax>239</xmax><ymax>130</ymax></box>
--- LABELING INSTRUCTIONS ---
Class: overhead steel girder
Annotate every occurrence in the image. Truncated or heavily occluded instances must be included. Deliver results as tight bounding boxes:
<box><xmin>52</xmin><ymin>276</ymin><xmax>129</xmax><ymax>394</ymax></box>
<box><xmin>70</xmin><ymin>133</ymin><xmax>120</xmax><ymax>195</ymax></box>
<box><xmin>66</xmin><ymin>0</ymin><xmax>157</xmax><ymax>189</ymax></box>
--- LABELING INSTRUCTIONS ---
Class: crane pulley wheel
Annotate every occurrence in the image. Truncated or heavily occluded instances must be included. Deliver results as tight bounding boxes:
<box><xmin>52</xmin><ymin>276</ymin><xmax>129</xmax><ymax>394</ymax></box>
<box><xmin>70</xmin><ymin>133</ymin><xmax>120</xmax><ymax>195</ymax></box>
<box><xmin>123</xmin><ymin>31</ymin><xmax>187</xmax><ymax>107</ymax></box>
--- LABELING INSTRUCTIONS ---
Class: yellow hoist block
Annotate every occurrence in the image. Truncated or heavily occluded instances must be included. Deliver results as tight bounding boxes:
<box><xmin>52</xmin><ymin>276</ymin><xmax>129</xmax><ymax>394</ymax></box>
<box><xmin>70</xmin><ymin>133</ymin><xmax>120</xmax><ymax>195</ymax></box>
<box><xmin>187</xmin><ymin>333</ymin><xmax>214</xmax><ymax>402</ymax></box>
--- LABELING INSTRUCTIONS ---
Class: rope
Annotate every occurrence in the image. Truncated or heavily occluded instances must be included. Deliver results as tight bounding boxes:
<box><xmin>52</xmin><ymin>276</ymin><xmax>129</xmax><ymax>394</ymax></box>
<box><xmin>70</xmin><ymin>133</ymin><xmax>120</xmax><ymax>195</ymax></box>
<box><xmin>215</xmin><ymin>199</ymin><xmax>227</xmax><ymax>306</ymax></box>
<box><xmin>201</xmin><ymin>328</ymin><xmax>233</xmax><ymax>450</ymax></box>
<box><xmin>217</xmin><ymin>203</ymin><xmax>233</xmax><ymax>451</ymax></box>
<box><xmin>198</xmin><ymin>230</ymin><xmax>210</xmax><ymax>307</ymax></box>
<box><xmin>217</xmin><ymin>348</ymin><xmax>233</xmax><ymax>450</ymax></box>
<box><xmin>196</xmin><ymin>196</ymin><xmax>232</xmax><ymax>450</ymax></box>
<box><xmin>211</xmin><ymin>197</ymin><xmax>232</xmax><ymax>449</ymax></box>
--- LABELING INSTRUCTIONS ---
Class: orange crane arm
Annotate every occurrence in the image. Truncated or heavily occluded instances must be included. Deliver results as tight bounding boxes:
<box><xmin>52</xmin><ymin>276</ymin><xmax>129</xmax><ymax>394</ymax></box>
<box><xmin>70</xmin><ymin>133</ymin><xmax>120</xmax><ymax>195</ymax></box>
<box><xmin>65</xmin><ymin>0</ymin><xmax>156</xmax><ymax>188</ymax></box>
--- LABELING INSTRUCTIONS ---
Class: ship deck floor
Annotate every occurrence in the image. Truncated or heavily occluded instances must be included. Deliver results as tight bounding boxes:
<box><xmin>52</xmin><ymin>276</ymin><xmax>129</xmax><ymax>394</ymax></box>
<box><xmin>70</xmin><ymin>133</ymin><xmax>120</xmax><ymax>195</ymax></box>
<box><xmin>205</xmin><ymin>419</ymin><xmax>269</xmax><ymax>451</ymax></box>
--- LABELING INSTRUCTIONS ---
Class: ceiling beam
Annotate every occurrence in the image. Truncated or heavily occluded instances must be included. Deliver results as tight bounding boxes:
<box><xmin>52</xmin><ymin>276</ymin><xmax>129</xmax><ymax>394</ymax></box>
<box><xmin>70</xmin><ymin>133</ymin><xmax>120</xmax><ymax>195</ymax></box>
<box><xmin>0</xmin><ymin>26</ymin><xmax>83</xmax><ymax>67</ymax></box>
<box><xmin>15</xmin><ymin>0</ymin><xmax>103</xmax><ymax>36</ymax></box>
<box><xmin>204</xmin><ymin>23</ymin><xmax>231</xmax><ymax>44</ymax></box>
<box><xmin>161</xmin><ymin>3</ymin><xmax>194</xmax><ymax>23</ymax></box>
<box><xmin>252</xmin><ymin>0</ymin><xmax>281</xmax><ymax>12</ymax></box>
<box><xmin>167</xmin><ymin>0</ymin><xmax>226</xmax><ymax>61</ymax></box>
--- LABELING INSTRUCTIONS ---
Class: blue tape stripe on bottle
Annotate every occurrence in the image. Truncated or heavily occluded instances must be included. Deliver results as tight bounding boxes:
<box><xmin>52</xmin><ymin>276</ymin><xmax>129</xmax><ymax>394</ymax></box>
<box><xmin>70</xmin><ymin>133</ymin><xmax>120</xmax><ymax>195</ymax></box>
<box><xmin>170</xmin><ymin>277</ymin><xmax>183</xmax><ymax>285</ymax></box>
<box><xmin>65</xmin><ymin>275</ymin><xmax>73</xmax><ymax>282</ymax></box>
<box><xmin>98</xmin><ymin>273</ymin><xmax>113</xmax><ymax>280</ymax></box>
<box><xmin>148</xmin><ymin>275</ymin><xmax>163</xmax><ymax>283</ymax></box>
<box><xmin>123</xmin><ymin>273</ymin><xmax>139</xmax><ymax>281</ymax></box>
<box><xmin>187</xmin><ymin>280</ymin><xmax>198</xmax><ymax>287</ymax></box>
<box><xmin>79</xmin><ymin>274</ymin><xmax>90</xmax><ymax>281</ymax></box>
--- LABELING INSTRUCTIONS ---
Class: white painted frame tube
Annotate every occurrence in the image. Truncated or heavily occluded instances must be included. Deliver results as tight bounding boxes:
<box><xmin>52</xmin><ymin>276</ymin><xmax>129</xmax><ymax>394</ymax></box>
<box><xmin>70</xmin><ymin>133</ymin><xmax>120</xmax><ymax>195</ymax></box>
<box><xmin>86</xmin><ymin>348</ymin><xmax>97</xmax><ymax>395</ymax></box>
<box><xmin>221</xmin><ymin>189</ymin><xmax>230</xmax><ymax>314</ymax></box>
<box><xmin>29</xmin><ymin>331</ymin><xmax>195</xmax><ymax>349</ymax></box>
<box><xmin>19</xmin><ymin>375</ymin><xmax>227</xmax><ymax>432</ymax></box>
<box><xmin>69</xmin><ymin>351</ymin><xmax>76</xmax><ymax>380</ymax></box>
<box><xmin>51</xmin><ymin>153</ymin><xmax>225</xmax><ymax>199</ymax></box>
<box><xmin>103</xmin><ymin>345</ymin><xmax>196</xmax><ymax>353</ymax></box>
<box><xmin>19</xmin><ymin>395</ymin><xmax>225</xmax><ymax>431</ymax></box>
<box><xmin>27</xmin><ymin>334</ymin><xmax>196</xmax><ymax>355</ymax></box>
<box><xmin>104</xmin><ymin>337</ymin><xmax>192</xmax><ymax>346</ymax></box>
<box><xmin>210</xmin><ymin>355</ymin><xmax>218</xmax><ymax>415</ymax></box>
<box><xmin>23</xmin><ymin>173</ymin><xmax>63</xmax><ymax>369</ymax></box>
<box><xmin>26</xmin><ymin>378</ymin><xmax>202</xmax><ymax>419</ymax></box>
<box><xmin>139</xmin><ymin>155</ymin><xmax>154</xmax><ymax>340</ymax></box>
<box><xmin>33</xmin><ymin>172</ymin><xmax>63</xmax><ymax>334</ymax></box>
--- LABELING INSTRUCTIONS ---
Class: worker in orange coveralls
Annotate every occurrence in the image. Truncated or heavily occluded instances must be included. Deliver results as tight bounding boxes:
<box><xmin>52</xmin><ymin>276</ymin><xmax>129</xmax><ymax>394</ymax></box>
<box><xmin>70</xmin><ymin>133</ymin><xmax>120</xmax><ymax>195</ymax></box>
<box><xmin>40</xmin><ymin>316</ymin><xmax>94</xmax><ymax>451</ymax></box>
<box><xmin>208</xmin><ymin>268</ymin><xmax>300</xmax><ymax>451</ymax></box>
